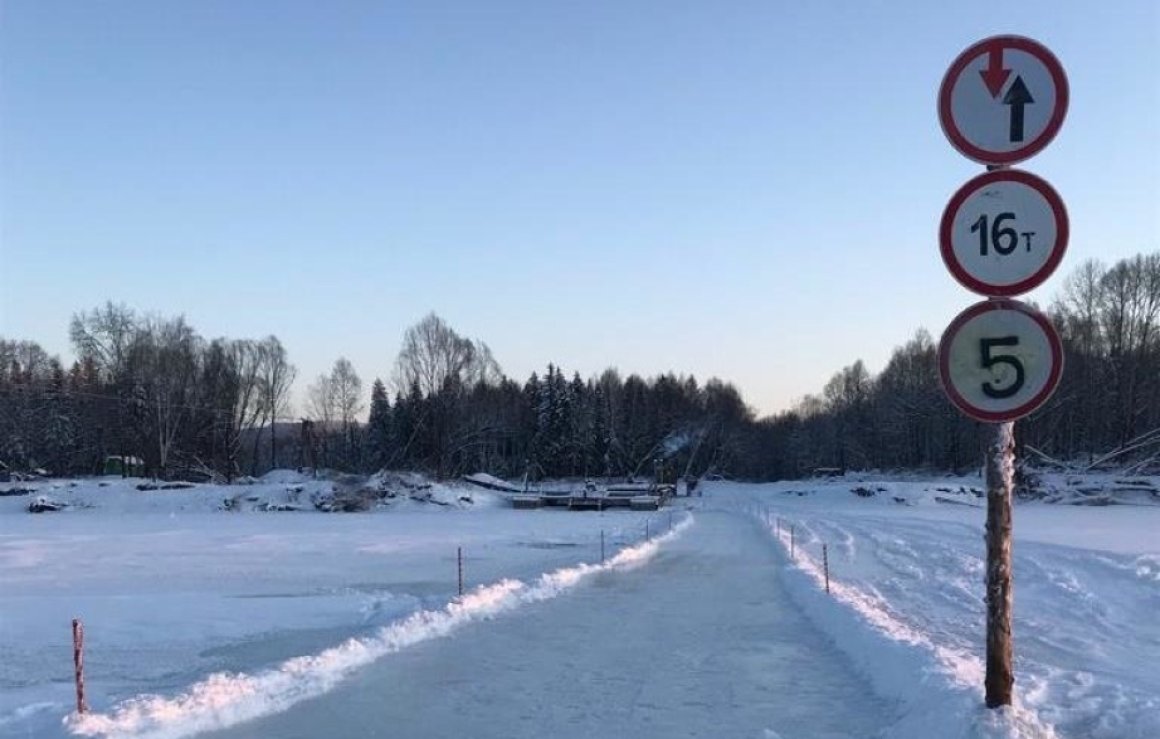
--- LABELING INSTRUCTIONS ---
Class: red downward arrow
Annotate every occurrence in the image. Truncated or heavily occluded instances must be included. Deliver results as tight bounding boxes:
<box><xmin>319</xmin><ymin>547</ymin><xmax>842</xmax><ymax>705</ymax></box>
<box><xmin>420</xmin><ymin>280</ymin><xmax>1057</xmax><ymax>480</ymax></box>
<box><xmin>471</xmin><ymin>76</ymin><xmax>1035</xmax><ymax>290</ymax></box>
<box><xmin>979</xmin><ymin>42</ymin><xmax>1011</xmax><ymax>98</ymax></box>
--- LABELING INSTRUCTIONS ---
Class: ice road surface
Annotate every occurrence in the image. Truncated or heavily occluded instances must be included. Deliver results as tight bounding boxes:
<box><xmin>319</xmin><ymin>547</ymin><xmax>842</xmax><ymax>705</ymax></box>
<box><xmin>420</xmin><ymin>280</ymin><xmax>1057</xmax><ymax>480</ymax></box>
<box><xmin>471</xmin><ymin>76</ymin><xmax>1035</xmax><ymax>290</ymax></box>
<box><xmin>198</xmin><ymin>511</ymin><xmax>889</xmax><ymax>739</ymax></box>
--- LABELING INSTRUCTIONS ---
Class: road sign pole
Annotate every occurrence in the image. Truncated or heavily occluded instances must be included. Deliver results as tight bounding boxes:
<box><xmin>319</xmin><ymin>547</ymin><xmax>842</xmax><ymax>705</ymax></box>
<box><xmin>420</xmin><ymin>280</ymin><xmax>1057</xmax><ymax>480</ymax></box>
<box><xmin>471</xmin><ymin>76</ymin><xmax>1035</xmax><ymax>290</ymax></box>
<box><xmin>939</xmin><ymin>36</ymin><xmax>1067</xmax><ymax>711</ymax></box>
<box><xmin>72</xmin><ymin>618</ymin><xmax>87</xmax><ymax>715</ymax></box>
<box><xmin>980</xmin><ymin>160</ymin><xmax>1015</xmax><ymax>709</ymax></box>
<box><xmin>984</xmin><ymin>420</ymin><xmax>1015</xmax><ymax>707</ymax></box>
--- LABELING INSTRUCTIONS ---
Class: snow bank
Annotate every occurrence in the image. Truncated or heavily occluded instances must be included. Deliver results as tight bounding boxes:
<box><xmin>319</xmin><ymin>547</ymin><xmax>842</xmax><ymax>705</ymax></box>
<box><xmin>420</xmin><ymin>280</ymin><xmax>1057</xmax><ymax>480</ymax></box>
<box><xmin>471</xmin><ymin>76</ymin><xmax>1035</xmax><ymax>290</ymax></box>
<box><xmin>64</xmin><ymin>515</ymin><xmax>694</xmax><ymax>738</ymax></box>
<box><xmin>1023</xmin><ymin>470</ymin><xmax>1160</xmax><ymax>506</ymax></box>
<box><xmin>752</xmin><ymin>508</ymin><xmax>1059</xmax><ymax>739</ymax></box>
<box><xmin>0</xmin><ymin>471</ymin><xmax>494</xmax><ymax>516</ymax></box>
<box><xmin>731</xmin><ymin>469</ymin><xmax>1160</xmax><ymax>508</ymax></box>
<box><xmin>727</xmin><ymin>478</ymin><xmax>1160</xmax><ymax>739</ymax></box>
<box><xmin>257</xmin><ymin>469</ymin><xmax>312</xmax><ymax>485</ymax></box>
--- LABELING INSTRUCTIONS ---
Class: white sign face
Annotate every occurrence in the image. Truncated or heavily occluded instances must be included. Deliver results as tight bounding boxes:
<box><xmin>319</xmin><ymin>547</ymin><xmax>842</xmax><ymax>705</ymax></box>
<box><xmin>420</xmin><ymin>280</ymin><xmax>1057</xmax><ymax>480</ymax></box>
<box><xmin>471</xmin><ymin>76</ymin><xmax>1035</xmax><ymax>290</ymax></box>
<box><xmin>939</xmin><ymin>36</ymin><xmax>1068</xmax><ymax>165</ymax></box>
<box><xmin>939</xmin><ymin>300</ymin><xmax>1063</xmax><ymax>422</ymax></box>
<box><xmin>940</xmin><ymin>169</ymin><xmax>1068</xmax><ymax>296</ymax></box>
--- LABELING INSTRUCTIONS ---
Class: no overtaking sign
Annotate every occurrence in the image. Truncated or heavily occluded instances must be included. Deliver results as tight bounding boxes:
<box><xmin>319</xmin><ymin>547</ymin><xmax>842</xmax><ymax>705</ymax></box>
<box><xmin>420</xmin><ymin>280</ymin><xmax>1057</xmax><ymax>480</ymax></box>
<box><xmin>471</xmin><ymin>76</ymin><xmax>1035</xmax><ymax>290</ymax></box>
<box><xmin>938</xmin><ymin>35</ymin><xmax>1069</xmax><ymax>165</ymax></box>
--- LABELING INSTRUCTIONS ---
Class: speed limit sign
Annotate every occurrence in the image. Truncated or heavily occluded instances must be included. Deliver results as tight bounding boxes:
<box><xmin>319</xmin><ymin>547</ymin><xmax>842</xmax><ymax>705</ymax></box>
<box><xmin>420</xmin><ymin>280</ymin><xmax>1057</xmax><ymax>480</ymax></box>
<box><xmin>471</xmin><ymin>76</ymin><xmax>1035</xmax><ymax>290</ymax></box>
<box><xmin>939</xmin><ymin>299</ymin><xmax>1063</xmax><ymax>422</ymax></box>
<box><xmin>940</xmin><ymin>169</ymin><xmax>1068</xmax><ymax>297</ymax></box>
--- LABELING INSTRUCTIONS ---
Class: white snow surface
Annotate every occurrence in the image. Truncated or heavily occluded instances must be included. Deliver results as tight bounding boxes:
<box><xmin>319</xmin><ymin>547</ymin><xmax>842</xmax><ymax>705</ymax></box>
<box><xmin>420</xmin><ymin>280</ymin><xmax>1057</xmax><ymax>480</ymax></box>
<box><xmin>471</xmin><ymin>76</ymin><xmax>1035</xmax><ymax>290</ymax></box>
<box><xmin>0</xmin><ymin>470</ymin><xmax>496</xmax><ymax>516</ymax></box>
<box><xmin>1</xmin><ymin>472</ymin><xmax>1156</xmax><ymax>738</ymax></box>
<box><xmin>0</xmin><ymin>473</ymin><xmax>675</xmax><ymax>738</ymax></box>
<box><xmin>727</xmin><ymin>477</ymin><xmax>1159</xmax><ymax>739</ymax></box>
<box><xmin>63</xmin><ymin>517</ymin><xmax>696</xmax><ymax>739</ymax></box>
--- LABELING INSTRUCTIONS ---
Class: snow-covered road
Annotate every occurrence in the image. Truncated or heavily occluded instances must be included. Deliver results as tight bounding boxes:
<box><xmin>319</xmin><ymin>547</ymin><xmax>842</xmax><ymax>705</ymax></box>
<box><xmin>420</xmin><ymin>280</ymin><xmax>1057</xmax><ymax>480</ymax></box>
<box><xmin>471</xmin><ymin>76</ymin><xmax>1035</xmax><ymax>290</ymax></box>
<box><xmin>203</xmin><ymin>511</ymin><xmax>891</xmax><ymax>739</ymax></box>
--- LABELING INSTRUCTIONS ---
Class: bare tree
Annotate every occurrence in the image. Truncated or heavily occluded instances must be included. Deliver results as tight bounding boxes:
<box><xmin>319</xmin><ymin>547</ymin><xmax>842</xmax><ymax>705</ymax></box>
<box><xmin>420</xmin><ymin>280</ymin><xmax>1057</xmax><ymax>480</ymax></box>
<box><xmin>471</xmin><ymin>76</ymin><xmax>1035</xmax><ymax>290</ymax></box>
<box><xmin>69</xmin><ymin>302</ymin><xmax>138</xmax><ymax>381</ymax></box>
<box><xmin>305</xmin><ymin>368</ymin><xmax>338</xmax><ymax>468</ymax></box>
<box><xmin>331</xmin><ymin>358</ymin><xmax>364</xmax><ymax>466</ymax></box>
<box><xmin>127</xmin><ymin>316</ymin><xmax>202</xmax><ymax>473</ymax></box>
<box><xmin>392</xmin><ymin>313</ymin><xmax>485</xmax><ymax>397</ymax></box>
<box><xmin>306</xmin><ymin>372</ymin><xmax>337</xmax><ymax>427</ymax></box>
<box><xmin>463</xmin><ymin>342</ymin><xmax>503</xmax><ymax>388</ymax></box>
<box><xmin>225</xmin><ymin>339</ymin><xmax>265</xmax><ymax>478</ymax></box>
<box><xmin>332</xmin><ymin>358</ymin><xmax>363</xmax><ymax>427</ymax></box>
<box><xmin>256</xmin><ymin>336</ymin><xmax>296</xmax><ymax>471</ymax></box>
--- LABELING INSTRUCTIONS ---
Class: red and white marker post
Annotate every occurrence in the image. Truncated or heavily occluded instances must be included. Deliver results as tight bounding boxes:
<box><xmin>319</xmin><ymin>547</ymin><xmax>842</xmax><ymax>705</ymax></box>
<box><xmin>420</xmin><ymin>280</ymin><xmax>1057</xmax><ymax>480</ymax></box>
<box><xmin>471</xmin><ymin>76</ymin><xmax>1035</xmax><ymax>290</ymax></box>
<box><xmin>937</xmin><ymin>34</ymin><xmax>1069</xmax><ymax>709</ymax></box>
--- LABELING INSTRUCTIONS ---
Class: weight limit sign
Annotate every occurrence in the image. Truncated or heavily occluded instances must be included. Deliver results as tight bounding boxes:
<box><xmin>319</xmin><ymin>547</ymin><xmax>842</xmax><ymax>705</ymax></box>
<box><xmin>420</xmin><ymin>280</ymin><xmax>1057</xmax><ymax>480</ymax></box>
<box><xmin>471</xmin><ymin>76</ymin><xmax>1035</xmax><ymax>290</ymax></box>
<box><xmin>940</xmin><ymin>169</ymin><xmax>1068</xmax><ymax>297</ymax></box>
<box><xmin>939</xmin><ymin>299</ymin><xmax>1063</xmax><ymax>423</ymax></box>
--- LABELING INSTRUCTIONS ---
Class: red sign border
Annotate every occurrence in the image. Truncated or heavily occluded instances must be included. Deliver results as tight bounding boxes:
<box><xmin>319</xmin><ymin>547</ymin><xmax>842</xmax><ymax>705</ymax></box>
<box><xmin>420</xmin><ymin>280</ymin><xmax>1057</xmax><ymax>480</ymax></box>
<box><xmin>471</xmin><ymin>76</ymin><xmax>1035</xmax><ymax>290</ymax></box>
<box><xmin>938</xmin><ymin>35</ymin><xmax>1069</xmax><ymax>165</ymax></box>
<box><xmin>938</xmin><ymin>299</ymin><xmax>1064</xmax><ymax>423</ymax></box>
<box><xmin>939</xmin><ymin>169</ymin><xmax>1069</xmax><ymax>297</ymax></box>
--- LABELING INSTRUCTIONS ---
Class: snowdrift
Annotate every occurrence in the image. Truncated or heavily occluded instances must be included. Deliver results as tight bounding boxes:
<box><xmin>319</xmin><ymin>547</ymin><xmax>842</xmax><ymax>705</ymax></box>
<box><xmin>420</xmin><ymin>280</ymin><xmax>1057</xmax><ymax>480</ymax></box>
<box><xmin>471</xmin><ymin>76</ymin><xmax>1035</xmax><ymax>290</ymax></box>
<box><xmin>0</xmin><ymin>470</ymin><xmax>498</xmax><ymax>516</ymax></box>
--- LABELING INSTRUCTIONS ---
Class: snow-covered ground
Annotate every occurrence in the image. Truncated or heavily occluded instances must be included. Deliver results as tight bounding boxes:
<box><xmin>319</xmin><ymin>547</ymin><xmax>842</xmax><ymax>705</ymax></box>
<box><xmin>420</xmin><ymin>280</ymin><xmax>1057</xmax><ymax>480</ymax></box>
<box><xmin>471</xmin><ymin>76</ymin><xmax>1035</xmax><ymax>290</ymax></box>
<box><xmin>0</xmin><ymin>472</ymin><xmax>666</xmax><ymax>738</ymax></box>
<box><xmin>2</xmin><ymin>472</ymin><xmax>1156</xmax><ymax>738</ymax></box>
<box><xmin>723</xmin><ymin>476</ymin><xmax>1159</xmax><ymax>739</ymax></box>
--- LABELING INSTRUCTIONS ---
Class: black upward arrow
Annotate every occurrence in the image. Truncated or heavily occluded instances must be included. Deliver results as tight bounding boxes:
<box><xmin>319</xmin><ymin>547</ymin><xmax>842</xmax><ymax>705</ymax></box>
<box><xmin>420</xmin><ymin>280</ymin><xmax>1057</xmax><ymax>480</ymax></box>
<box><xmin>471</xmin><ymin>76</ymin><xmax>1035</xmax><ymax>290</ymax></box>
<box><xmin>1002</xmin><ymin>76</ymin><xmax>1034</xmax><ymax>143</ymax></box>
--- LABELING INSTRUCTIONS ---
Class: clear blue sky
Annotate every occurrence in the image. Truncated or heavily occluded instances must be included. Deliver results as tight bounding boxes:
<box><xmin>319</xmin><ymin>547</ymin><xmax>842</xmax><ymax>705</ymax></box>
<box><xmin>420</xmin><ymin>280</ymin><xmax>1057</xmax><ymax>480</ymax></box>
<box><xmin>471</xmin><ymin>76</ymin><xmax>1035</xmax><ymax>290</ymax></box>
<box><xmin>1</xmin><ymin>1</ymin><xmax>1157</xmax><ymax>415</ymax></box>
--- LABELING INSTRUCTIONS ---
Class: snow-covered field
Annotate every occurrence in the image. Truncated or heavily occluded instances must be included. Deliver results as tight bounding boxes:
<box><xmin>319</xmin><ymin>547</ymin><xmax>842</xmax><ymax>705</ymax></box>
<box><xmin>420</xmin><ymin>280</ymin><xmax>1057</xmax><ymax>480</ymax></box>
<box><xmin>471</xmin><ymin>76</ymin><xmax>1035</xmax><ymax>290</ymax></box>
<box><xmin>0</xmin><ymin>473</ymin><xmax>667</xmax><ymax>738</ymax></box>
<box><xmin>1</xmin><ymin>472</ymin><xmax>1156</xmax><ymax>738</ymax></box>
<box><xmin>726</xmin><ymin>476</ymin><xmax>1160</xmax><ymax>739</ymax></box>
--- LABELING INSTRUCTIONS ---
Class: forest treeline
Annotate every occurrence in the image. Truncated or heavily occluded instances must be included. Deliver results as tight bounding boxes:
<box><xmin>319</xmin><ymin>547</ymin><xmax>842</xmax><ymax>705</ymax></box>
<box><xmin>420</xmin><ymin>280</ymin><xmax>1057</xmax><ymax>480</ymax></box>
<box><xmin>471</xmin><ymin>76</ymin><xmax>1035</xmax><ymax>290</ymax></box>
<box><xmin>2</xmin><ymin>252</ymin><xmax>1157</xmax><ymax>482</ymax></box>
<box><xmin>756</xmin><ymin>252</ymin><xmax>1160</xmax><ymax>476</ymax></box>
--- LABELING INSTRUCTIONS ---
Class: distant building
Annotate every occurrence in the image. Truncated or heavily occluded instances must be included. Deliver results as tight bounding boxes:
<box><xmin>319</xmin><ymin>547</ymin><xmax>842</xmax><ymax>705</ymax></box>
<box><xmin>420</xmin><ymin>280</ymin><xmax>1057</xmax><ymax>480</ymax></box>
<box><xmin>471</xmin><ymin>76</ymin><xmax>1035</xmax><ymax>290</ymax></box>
<box><xmin>103</xmin><ymin>455</ymin><xmax>145</xmax><ymax>477</ymax></box>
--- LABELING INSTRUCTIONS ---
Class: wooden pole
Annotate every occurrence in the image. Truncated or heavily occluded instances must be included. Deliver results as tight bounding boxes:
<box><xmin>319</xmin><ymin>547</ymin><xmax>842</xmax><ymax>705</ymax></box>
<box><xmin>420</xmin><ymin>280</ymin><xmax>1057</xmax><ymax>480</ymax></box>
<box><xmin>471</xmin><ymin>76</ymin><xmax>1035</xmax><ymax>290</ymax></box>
<box><xmin>823</xmin><ymin>543</ymin><xmax>830</xmax><ymax>594</ymax></box>
<box><xmin>790</xmin><ymin>524</ymin><xmax>795</xmax><ymax>559</ymax></box>
<box><xmin>776</xmin><ymin>516</ymin><xmax>781</xmax><ymax>538</ymax></box>
<box><xmin>72</xmin><ymin>618</ymin><xmax>87</xmax><ymax>714</ymax></box>
<box><xmin>985</xmin><ymin>421</ymin><xmax>1015</xmax><ymax>707</ymax></box>
<box><xmin>600</xmin><ymin>530</ymin><xmax>605</xmax><ymax>563</ymax></box>
<box><xmin>457</xmin><ymin>546</ymin><xmax>464</xmax><ymax>596</ymax></box>
<box><xmin>669</xmin><ymin>510</ymin><xmax>673</xmax><ymax>531</ymax></box>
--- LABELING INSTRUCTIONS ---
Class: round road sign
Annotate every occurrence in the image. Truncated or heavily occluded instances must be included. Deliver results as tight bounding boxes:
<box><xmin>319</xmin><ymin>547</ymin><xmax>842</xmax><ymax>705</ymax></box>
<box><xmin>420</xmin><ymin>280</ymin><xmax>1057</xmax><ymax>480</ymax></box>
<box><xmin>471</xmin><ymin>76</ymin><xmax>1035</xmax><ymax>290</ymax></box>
<box><xmin>939</xmin><ymin>299</ymin><xmax>1063</xmax><ymax>422</ymax></box>
<box><xmin>938</xmin><ymin>35</ymin><xmax>1068</xmax><ymax>165</ymax></box>
<box><xmin>940</xmin><ymin>169</ymin><xmax>1068</xmax><ymax>297</ymax></box>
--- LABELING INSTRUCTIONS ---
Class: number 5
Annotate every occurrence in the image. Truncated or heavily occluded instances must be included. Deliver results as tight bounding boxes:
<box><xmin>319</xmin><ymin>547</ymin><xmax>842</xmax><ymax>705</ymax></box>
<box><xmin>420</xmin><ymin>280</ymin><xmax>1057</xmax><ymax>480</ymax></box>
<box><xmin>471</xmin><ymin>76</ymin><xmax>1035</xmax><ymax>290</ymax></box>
<box><xmin>980</xmin><ymin>336</ymin><xmax>1025</xmax><ymax>399</ymax></box>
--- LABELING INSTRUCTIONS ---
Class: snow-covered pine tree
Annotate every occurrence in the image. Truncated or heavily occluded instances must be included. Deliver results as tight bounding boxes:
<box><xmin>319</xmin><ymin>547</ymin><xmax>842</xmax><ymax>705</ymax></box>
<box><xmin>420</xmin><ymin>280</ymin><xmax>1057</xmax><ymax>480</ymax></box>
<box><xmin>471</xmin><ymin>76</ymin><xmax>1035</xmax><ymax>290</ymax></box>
<box><xmin>522</xmin><ymin>372</ymin><xmax>541</xmax><ymax>474</ymax></box>
<box><xmin>537</xmin><ymin>366</ymin><xmax>557</xmax><ymax>473</ymax></box>
<box><xmin>366</xmin><ymin>379</ymin><xmax>392</xmax><ymax>471</ymax></box>
<box><xmin>567</xmin><ymin>371</ymin><xmax>586</xmax><ymax>475</ymax></box>
<box><xmin>589</xmin><ymin>379</ymin><xmax>610</xmax><ymax>476</ymax></box>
